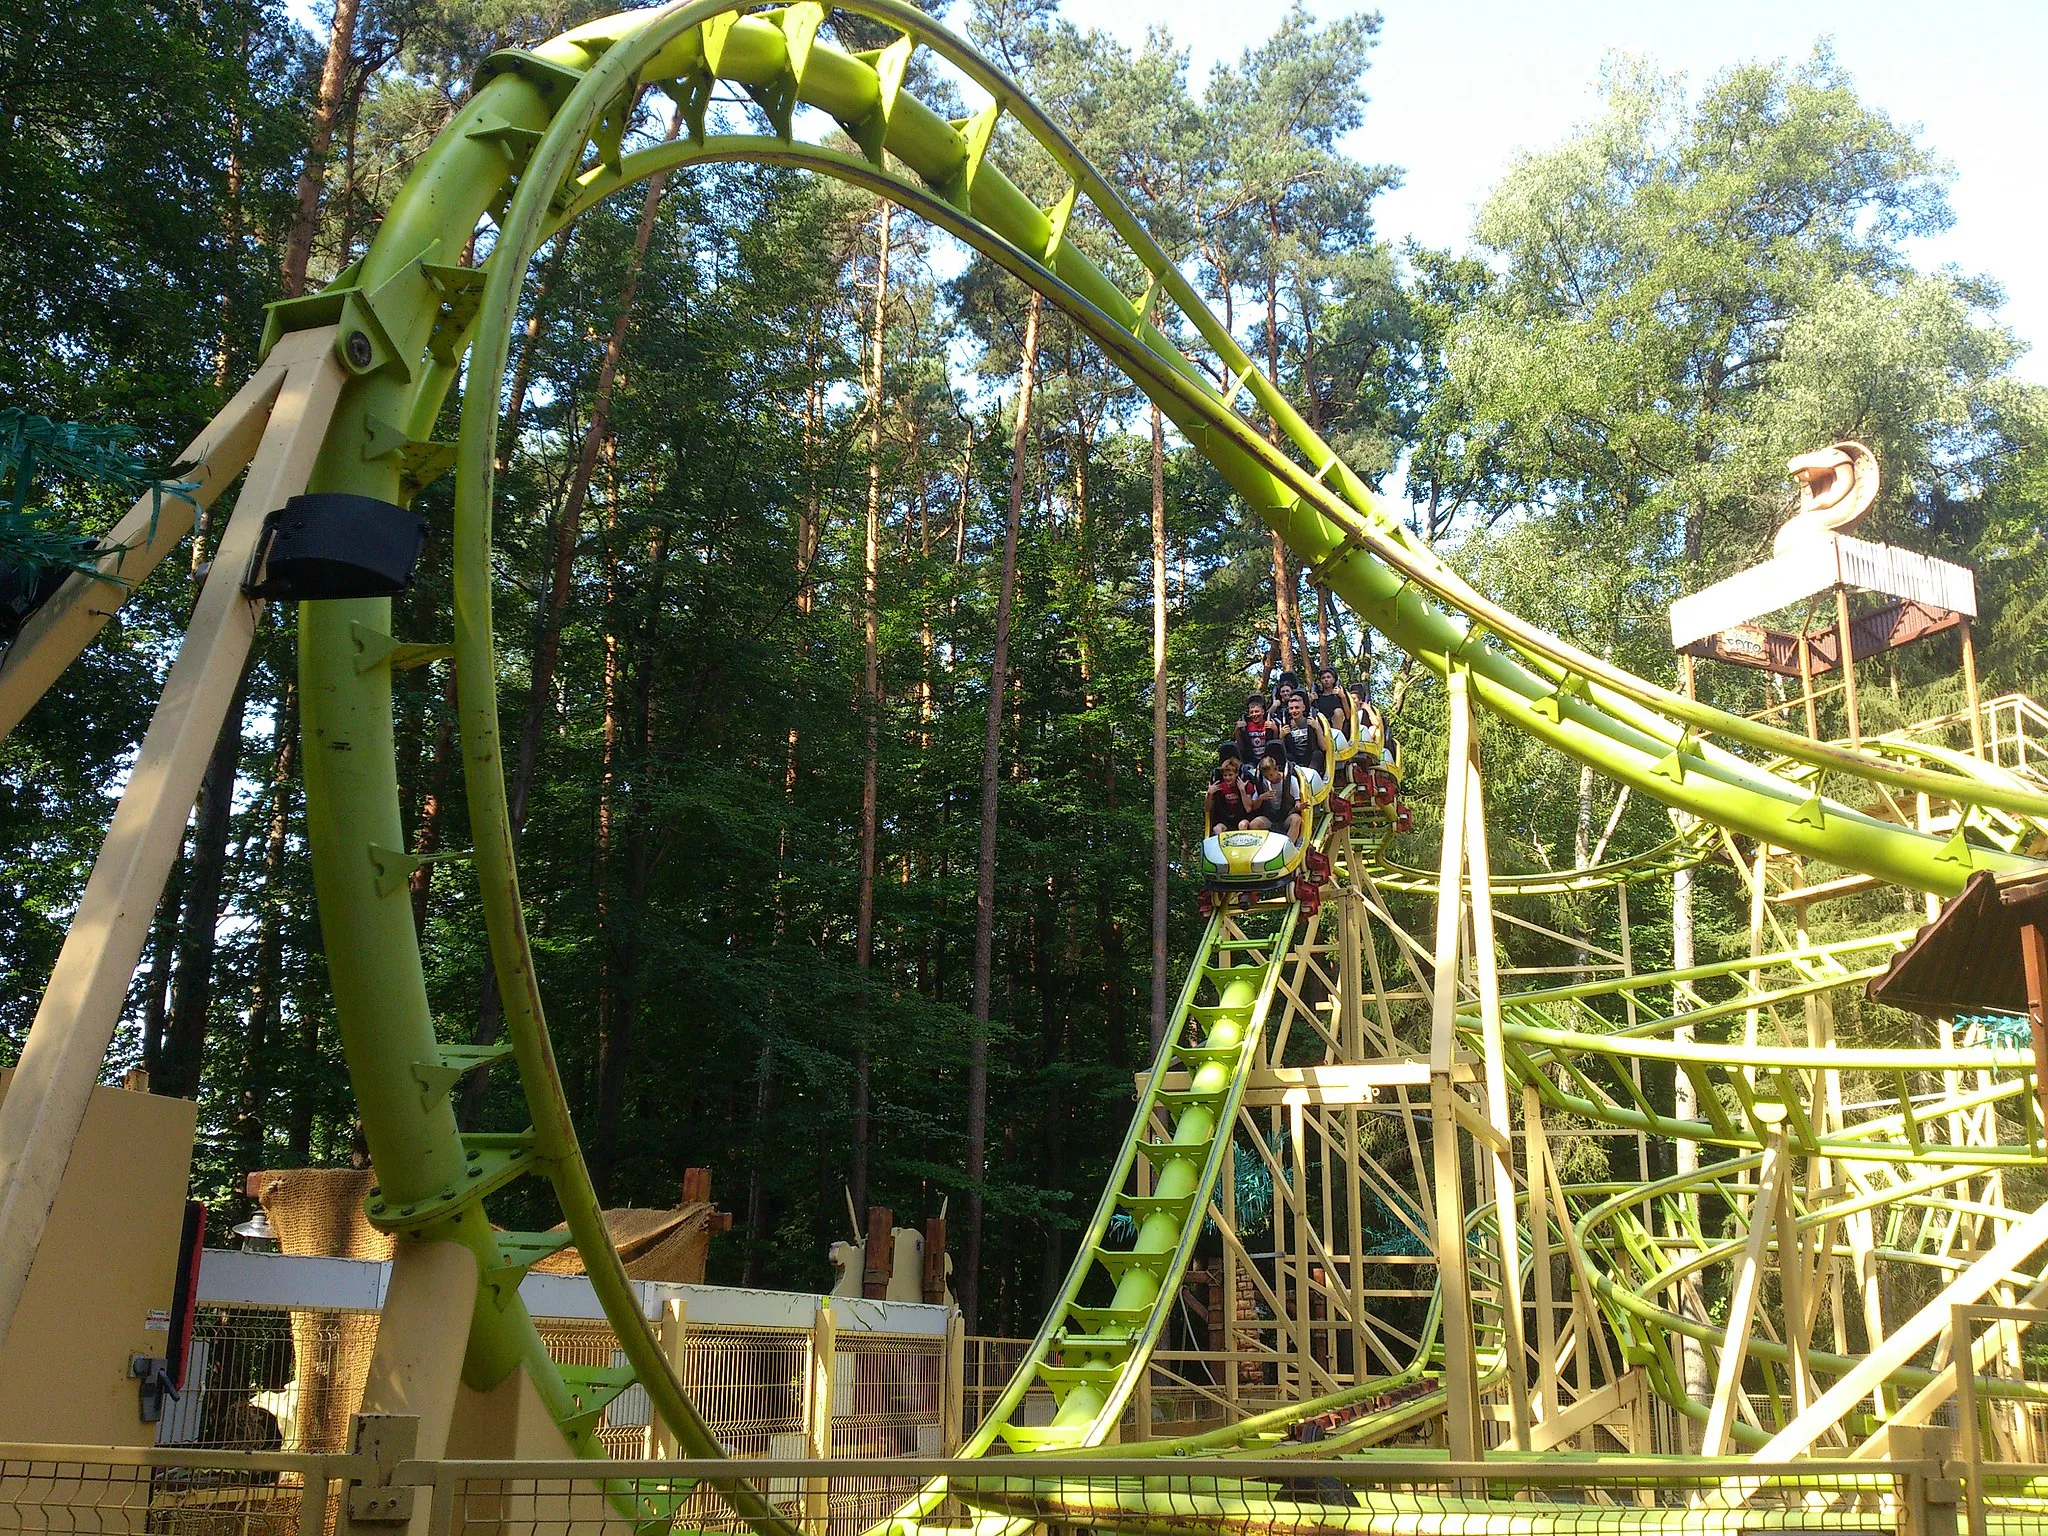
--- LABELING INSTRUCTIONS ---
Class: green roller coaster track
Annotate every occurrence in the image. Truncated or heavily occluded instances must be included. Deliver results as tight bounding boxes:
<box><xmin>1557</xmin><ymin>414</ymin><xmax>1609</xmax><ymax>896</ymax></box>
<box><xmin>16</xmin><ymin>0</ymin><xmax>2048</xmax><ymax>1529</ymax></box>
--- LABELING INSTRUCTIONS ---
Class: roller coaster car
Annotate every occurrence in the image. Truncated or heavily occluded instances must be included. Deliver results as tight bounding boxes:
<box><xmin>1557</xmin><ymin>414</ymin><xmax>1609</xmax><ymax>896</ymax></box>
<box><xmin>1330</xmin><ymin>727</ymin><xmax>1358</xmax><ymax>773</ymax></box>
<box><xmin>1349</xmin><ymin>741</ymin><xmax>1411</xmax><ymax>833</ymax></box>
<box><xmin>1198</xmin><ymin>770</ymin><xmax>1327</xmax><ymax>916</ymax></box>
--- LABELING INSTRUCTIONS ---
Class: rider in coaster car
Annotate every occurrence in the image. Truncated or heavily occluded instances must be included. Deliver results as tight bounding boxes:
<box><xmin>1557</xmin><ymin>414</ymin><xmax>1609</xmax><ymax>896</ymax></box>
<box><xmin>1272</xmin><ymin>669</ymin><xmax>1300</xmax><ymax>718</ymax></box>
<box><xmin>1235</xmin><ymin>694</ymin><xmax>1277</xmax><ymax>768</ymax></box>
<box><xmin>1348</xmin><ymin>681</ymin><xmax>1392</xmax><ymax>761</ymax></box>
<box><xmin>1312</xmin><ymin>664</ymin><xmax>1351</xmax><ymax>742</ymax></box>
<box><xmin>1279</xmin><ymin>690</ymin><xmax>1331</xmax><ymax>787</ymax></box>
<box><xmin>1245</xmin><ymin>746</ymin><xmax>1303</xmax><ymax>845</ymax></box>
<box><xmin>1206</xmin><ymin>753</ymin><xmax>1254</xmax><ymax>835</ymax></box>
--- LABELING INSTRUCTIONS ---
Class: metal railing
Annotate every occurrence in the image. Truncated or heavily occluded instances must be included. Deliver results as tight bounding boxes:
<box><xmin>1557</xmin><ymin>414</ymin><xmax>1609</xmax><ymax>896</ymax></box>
<box><xmin>167</xmin><ymin>1305</ymin><xmax>957</xmax><ymax>1468</ymax></box>
<box><xmin>0</xmin><ymin>1441</ymin><xmax>1972</xmax><ymax>1536</ymax></box>
<box><xmin>1955</xmin><ymin>1304</ymin><xmax>2048</xmax><ymax>1536</ymax></box>
<box><xmin>1895</xmin><ymin>692</ymin><xmax>2048</xmax><ymax>782</ymax></box>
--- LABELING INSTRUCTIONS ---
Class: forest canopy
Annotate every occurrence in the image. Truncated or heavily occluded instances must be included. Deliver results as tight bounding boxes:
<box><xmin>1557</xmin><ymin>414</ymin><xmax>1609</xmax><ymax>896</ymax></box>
<box><xmin>0</xmin><ymin>0</ymin><xmax>2041</xmax><ymax>1334</ymax></box>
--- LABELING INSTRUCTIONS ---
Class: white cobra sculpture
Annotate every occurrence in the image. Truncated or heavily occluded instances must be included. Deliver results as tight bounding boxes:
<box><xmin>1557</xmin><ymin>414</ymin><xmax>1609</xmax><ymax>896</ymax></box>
<box><xmin>1773</xmin><ymin>438</ymin><xmax>1880</xmax><ymax>554</ymax></box>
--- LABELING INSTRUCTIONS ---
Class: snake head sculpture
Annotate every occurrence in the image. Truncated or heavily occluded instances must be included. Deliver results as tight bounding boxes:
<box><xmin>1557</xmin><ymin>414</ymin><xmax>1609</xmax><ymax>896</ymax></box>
<box><xmin>1773</xmin><ymin>440</ymin><xmax>1879</xmax><ymax>555</ymax></box>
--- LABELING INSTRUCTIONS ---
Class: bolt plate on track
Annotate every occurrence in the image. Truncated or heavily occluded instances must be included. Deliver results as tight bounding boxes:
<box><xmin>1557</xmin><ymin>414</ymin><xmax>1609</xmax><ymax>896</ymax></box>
<box><xmin>365</xmin><ymin>1129</ymin><xmax>540</xmax><ymax>1236</ymax></box>
<box><xmin>1137</xmin><ymin>1137</ymin><xmax>1214</xmax><ymax>1170</ymax></box>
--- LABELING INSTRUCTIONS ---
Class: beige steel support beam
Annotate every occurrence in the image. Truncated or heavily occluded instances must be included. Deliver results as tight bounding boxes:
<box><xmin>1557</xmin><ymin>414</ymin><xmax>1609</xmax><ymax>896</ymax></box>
<box><xmin>1356</xmin><ymin>883</ymin><xmax>1437</xmax><ymax>1242</ymax></box>
<box><xmin>1221</xmin><ymin>1134</ymin><xmax>1240</xmax><ymax>1414</ymax></box>
<box><xmin>1527</xmin><ymin>1370</ymin><xmax>1645</xmax><ymax>1454</ymax></box>
<box><xmin>1736</xmin><ymin>1194</ymin><xmax>2048</xmax><ymax>1473</ymax></box>
<box><xmin>1960</xmin><ymin>619</ymin><xmax>1985</xmax><ymax>758</ymax></box>
<box><xmin>0</xmin><ymin>341</ymin><xmax>343</xmax><ymax>1358</ymax></box>
<box><xmin>1835</xmin><ymin>586</ymin><xmax>1862</xmax><ymax>747</ymax></box>
<box><xmin>1528</xmin><ymin>1097</ymin><xmax>1615</xmax><ymax>1389</ymax></box>
<box><xmin>0</xmin><ymin>328</ymin><xmax>336</xmax><ymax>741</ymax></box>
<box><xmin>1777</xmin><ymin>1143</ymin><xmax>1815</xmax><ymax>1419</ymax></box>
<box><xmin>1797</xmin><ymin>627</ymin><xmax>1819</xmax><ymax>741</ymax></box>
<box><xmin>1701</xmin><ymin>1129</ymin><xmax>1786</xmax><ymax>1457</ymax></box>
<box><xmin>1465</xmin><ymin>756</ymin><xmax>1531</xmax><ymax>1449</ymax></box>
<box><xmin>1868</xmin><ymin>1304</ymin><xmax>2043</xmax><ymax>1466</ymax></box>
<box><xmin>1430</xmin><ymin>667</ymin><xmax>1481</xmax><ymax>1461</ymax></box>
<box><xmin>805</xmin><ymin>1298</ymin><xmax>834</xmax><ymax>1535</ymax></box>
<box><xmin>1333</xmin><ymin>869</ymin><xmax>1369</xmax><ymax>1385</ymax></box>
<box><xmin>1841</xmin><ymin>1172</ymin><xmax>1889</xmax><ymax>1421</ymax></box>
<box><xmin>942</xmin><ymin>1307</ymin><xmax>965</xmax><ymax>1453</ymax></box>
<box><xmin>651</xmin><ymin>1296</ymin><xmax>688</xmax><ymax>1458</ymax></box>
<box><xmin>1524</xmin><ymin>1084</ymin><xmax>1560</xmax><ymax>1428</ymax></box>
<box><xmin>1288</xmin><ymin>1100</ymin><xmax>1312</xmax><ymax>1392</ymax></box>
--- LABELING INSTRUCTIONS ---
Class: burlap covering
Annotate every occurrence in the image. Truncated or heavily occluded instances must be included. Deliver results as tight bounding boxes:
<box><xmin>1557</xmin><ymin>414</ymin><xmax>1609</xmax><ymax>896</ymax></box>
<box><xmin>251</xmin><ymin>1167</ymin><xmax>393</xmax><ymax>1262</ymax></box>
<box><xmin>532</xmin><ymin>1203</ymin><xmax>716</xmax><ymax>1283</ymax></box>
<box><xmin>249</xmin><ymin>1169</ymin><xmax>389</xmax><ymax>1454</ymax></box>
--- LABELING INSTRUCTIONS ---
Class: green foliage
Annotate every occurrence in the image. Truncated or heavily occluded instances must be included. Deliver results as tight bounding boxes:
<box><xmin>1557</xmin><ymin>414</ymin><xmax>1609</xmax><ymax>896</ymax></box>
<box><xmin>0</xmin><ymin>408</ymin><xmax>197</xmax><ymax>597</ymax></box>
<box><xmin>1408</xmin><ymin>42</ymin><xmax>2047</xmax><ymax>993</ymax></box>
<box><xmin>1</xmin><ymin>0</ymin><xmax>2045</xmax><ymax>1337</ymax></box>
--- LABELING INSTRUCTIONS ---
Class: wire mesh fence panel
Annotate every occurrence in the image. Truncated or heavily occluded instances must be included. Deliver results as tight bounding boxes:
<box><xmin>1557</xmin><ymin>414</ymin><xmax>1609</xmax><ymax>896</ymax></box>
<box><xmin>166</xmin><ymin>1307</ymin><xmax>379</xmax><ymax>1455</ymax></box>
<box><xmin>679</xmin><ymin>1327</ymin><xmax>810</xmax><ymax>1459</ymax></box>
<box><xmin>820</xmin><ymin>1335</ymin><xmax>942</xmax><ymax>1536</ymax></box>
<box><xmin>428</xmin><ymin>1458</ymin><xmax>1930</xmax><ymax>1536</ymax></box>
<box><xmin>1960</xmin><ymin>1306</ymin><xmax>2048</xmax><ymax>1461</ymax></box>
<box><xmin>960</xmin><ymin>1337</ymin><xmax>1043</xmax><ymax>1437</ymax></box>
<box><xmin>1956</xmin><ymin>1304</ymin><xmax>2048</xmax><ymax>1536</ymax></box>
<box><xmin>535</xmin><ymin>1321</ymin><xmax>651</xmax><ymax>1460</ymax></box>
<box><xmin>831</xmin><ymin>1334</ymin><xmax>942</xmax><ymax>1457</ymax></box>
<box><xmin>174</xmin><ymin>1308</ymin><xmax>872</xmax><ymax>1464</ymax></box>
<box><xmin>0</xmin><ymin>1457</ymin><xmax>320</xmax><ymax>1536</ymax></box>
<box><xmin>0</xmin><ymin>1447</ymin><xmax>1952</xmax><ymax>1536</ymax></box>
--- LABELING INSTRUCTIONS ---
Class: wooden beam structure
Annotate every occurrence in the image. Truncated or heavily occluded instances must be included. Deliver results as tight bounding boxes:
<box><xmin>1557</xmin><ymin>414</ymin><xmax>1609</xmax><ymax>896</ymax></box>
<box><xmin>0</xmin><ymin>335</ymin><xmax>343</xmax><ymax>1357</ymax></box>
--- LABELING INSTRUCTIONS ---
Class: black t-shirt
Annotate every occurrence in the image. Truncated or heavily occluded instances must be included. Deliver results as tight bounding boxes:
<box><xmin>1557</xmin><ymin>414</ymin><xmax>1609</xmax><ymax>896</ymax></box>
<box><xmin>1280</xmin><ymin>718</ymin><xmax>1319</xmax><ymax>768</ymax></box>
<box><xmin>1313</xmin><ymin>690</ymin><xmax>1348</xmax><ymax>732</ymax></box>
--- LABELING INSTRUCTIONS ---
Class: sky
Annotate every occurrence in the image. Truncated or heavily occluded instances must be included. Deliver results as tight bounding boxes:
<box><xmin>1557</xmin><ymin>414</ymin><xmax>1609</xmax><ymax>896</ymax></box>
<box><xmin>1083</xmin><ymin>0</ymin><xmax>2048</xmax><ymax>382</ymax></box>
<box><xmin>281</xmin><ymin>0</ymin><xmax>2046</xmax><ymax>376</ymax></box>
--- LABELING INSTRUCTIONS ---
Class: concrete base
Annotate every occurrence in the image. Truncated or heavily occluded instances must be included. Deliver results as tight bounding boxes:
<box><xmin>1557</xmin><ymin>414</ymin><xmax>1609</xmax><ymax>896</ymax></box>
<box><xmin>448</xmin><ymin>1367</ymin><xmax>635</xmax><ymax>1536</ymax></box>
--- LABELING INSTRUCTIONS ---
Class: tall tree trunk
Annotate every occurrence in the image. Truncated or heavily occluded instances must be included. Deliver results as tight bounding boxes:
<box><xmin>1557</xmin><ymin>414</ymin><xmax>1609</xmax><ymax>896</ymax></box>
<box><xmin>280</xmin><ymin>0</ymin><xmax>361</xmax><ymax>299</ymax></box>
<box><xmin>141</xmin><ymin>859</ymin><xmax>183</xmax><ymax>1083</ymax></box>
<box><xmin>796</xmin><ymin>324</ymin><xmax>824</xmax><ymax>615</ymax></box>
<box><xmin>499</xmin><ymin>230</ymin><xmax>572</xmax><ymax>475</ymax></box>
<box><xmin>1149</xmin><ymin>404</ymin><xmax>1170</xmax><ymax>1053</ymax></box>
<box><xmin>742</xmin><ymin>1043</ymin><xmax>776</xmax><ymax>1285</ymax></box>
<box><xmin>408</xmin><ymin>669</ymin><xmax>456</xmax><ymax>939</ymax></box>
<box><xmin>213</xmin><ymin>34</ymin><xmax>248</xmax><ymax>392</ymax></box>
<box><xmin>852</xmin><ymin>202</ymin><xmax>890</xmax><ymax>1219</ymax></box>
<box><xmin>505</xmin><ymin>108</ymin><xmax>678</xmax><ymax>843</ymax></box>
<box><xmin>235</xmin><ymin>683</ymin><xmax>297</xmax><ymax>1179</ymax></box>
<box><xmin>475</xmin><ymin>109</ymin><xmax>679</xmax><ymax>1079</ymax></box>
<box><xmin>1035</xmin><ymin>905</ymin><xmax>1066</xmax><ymax>1310</ymax></box>
<box><xmin>593</xmin><ymin>470</ymin><xmax>629</xmax><ymax>1200</ymax></box>
<box><xmin>963</xmin><ymin>289</ymin><xmax>1041</xmax><ymax>1332</ymax></box>
<box><xmin>595</xmin><ymin>523</ymin><xmax>667</xmax><ymax>1182</ymax></box>
<box><xmin>158</xmin><ymin>664</ymin><xmax>252</xmax><ymax>1100</ymax></box>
